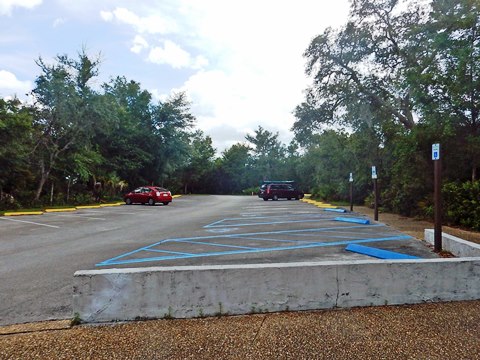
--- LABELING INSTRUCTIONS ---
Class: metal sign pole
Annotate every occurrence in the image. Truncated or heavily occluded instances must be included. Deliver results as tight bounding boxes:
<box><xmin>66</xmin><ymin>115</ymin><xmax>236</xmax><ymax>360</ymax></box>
<box><xmin>432</xmin><ymin>144</ymin><xmax>442</xmax><ymax>252</ymax></box>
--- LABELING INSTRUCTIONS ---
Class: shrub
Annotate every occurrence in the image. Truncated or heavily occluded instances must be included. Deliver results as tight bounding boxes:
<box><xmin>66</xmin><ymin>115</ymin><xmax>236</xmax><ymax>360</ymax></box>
<box><xmin>443</xmin><ymin>181</ymin><xmax>480</xmax><ymax>230</ymax></box>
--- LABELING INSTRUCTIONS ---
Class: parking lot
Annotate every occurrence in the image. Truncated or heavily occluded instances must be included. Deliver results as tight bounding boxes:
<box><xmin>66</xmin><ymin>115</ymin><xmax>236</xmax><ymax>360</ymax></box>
<box><xmin>97</xmin><ymin>207</ymin><xmax>436</xmax><ymax>267</ymax></box>
<box><xmin>0</xmin><ymin>195</ymin><xmax>438</xmax><ymax>325</ymax></box>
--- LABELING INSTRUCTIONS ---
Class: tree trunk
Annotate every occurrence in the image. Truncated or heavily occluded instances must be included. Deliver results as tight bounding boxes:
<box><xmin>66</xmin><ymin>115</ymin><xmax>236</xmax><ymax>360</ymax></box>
<box><xmin>50</xmin><ymin>182</ymin><xmax>54</xmax><ymax>205</ymax></box>
<box><xmin>67</xmin><ymin>178</ymin><xmax>71</xmax><ymax>202</ymax></box>
<box><xmin>35</xmin><ymin>159</ymin><xmax>50</xmax><ymax>201</ymax></box>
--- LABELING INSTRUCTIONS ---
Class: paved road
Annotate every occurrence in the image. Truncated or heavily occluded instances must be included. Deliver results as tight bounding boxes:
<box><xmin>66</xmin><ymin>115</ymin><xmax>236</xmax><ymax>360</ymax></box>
<box><xmin>0</xmin><ymin>195</ymin><xmax>437</xmax><ymax>325</ymax></box>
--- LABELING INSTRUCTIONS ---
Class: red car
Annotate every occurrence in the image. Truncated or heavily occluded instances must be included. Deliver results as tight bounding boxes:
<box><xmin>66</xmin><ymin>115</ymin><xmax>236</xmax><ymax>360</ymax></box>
<box><xmin>124</xmin><ymin>186</ymin><xmax>172</xmax><ymax>206</ymax></box>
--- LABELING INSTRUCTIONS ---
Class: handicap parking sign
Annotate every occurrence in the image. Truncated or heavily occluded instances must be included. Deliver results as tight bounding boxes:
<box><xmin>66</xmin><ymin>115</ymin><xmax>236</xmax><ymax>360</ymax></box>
<box><xmin>432</xmin><ymin>143</ymin><xmax>440</xmax><ymax>160</ymax></box>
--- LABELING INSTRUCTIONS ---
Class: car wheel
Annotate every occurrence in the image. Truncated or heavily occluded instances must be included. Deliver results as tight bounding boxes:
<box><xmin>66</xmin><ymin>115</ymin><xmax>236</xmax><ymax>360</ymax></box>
<box><xmin>263</xmin><ymin>198</ymin><xmax>268</xmax><ymax>201</ymax></box>
<box><xmin>163</xmin><ymin>202</ymin><xmax>169</xmax><ymax>205</ymax></box>
<box><xmin>273</xmin><ymin>195</ymin><xmax>279</xmax><ymax>201</ymax></box>
<box><xmin>148</xmin><ymin>198</ymin><xmax>155</xmax><ymax>206</ymax></box>
<box><xmin>295</xmin><ymin>195</ymin><xmax>299</xmax><ymax>200</ymax></box>
<box><xmin>125</xmin><ymin>198</ymin><xmax>132</xmax><ymax>205</ymax></box>
<box><xmin>287</xmin><ymin>198</ymin><xmax>291</xmax><ymax>200</ymax></box>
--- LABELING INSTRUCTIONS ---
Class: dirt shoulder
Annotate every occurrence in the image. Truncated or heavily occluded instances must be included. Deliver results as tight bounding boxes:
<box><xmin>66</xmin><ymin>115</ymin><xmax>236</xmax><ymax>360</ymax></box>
<box><xmin>354</xmin><ymin>205</ymin><xmax>480</xmax><ymax>245</ymax></box>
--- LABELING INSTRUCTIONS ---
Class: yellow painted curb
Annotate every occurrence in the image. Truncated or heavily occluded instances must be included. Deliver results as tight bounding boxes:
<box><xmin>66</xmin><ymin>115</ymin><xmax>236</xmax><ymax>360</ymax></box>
<box><xmin>4</xmin><ymin>211</ymin><xmax>43</xmax><ymax>216</ymax></box>
<box><xmin>100</xmin><ymin>203</ymin><xmax>123</xmax><ymax>207</ymax></box>
<box><xmin>172</xmin><ymin>195</ymin><xmax>182</xmax><ymax>198</ymax></box>
<box><xmin>76</xmin><ymin>205</ymin><xmax>102</xmax><ymax>209</ymax></box>
<box><xmin>301</xmin><ymin>199</ymin><xmax>337</xmax><ymax>209</ymax></box>
<box><xmin>44</xmin><ymin>208</ymin><xmax>77</xmax><ymax>213</ymax></box>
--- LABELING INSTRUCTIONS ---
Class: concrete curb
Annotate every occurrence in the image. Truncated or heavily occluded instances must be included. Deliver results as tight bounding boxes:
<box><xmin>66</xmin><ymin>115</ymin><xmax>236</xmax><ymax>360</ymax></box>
<box><xmin>73</xmin><ymin>232</ymin><xmax>480</xmax><ymax>323</ymax></box>
<box><xmin>424</xmin><ymin>229</ymin><xmax>480</xmax><ymax>257</ymax></box>
<box><xmin>44</xmin><ymin>208</ymin><xmax>77</xmax><ymax>213</ymax></box>
<box><xmin>4</xmin><ymin>211</ymin><xmax>44</xmax><ymax>216</ymax></box>
<box><xmin>2</xmin><ymin>202</ymin><xmax>123</xmax><ymax>216</ymax></box>
<box><xmin>301</xmin><ymin>198</ymin><xmax>338</xmax><ymax>209</ymax></box>
<box><xmin>2</xmin><ymin>197</ymin><xmax>181</xmax><ymax>217</ymax></box>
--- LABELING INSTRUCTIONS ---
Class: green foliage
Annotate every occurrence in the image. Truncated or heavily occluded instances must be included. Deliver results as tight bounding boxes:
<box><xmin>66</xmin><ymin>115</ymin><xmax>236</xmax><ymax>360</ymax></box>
<box><xmin>71</xmin><ymin>312</ymin><xmax>82</xmax><ymax>326</ymax></box>
<box><xmin>214</xmin><ymin>144</ymin><xmax>255</xmax><ymax>194</ymax></box>
<box><xmin>0</xmin><ymin>98</ymin><xmax>34</xmax><ymax>197</ymax></box>
<box><xmin>4</xmin><ymin>2</ymin><xmax>480</xmax><ymax>237</ymax></box>
<box><xmin>245</xmin><ymin>126</ymin><xmax>287</xmax><ymax>181</ymax></box>
<box><xmin>443</xmin><ymin>181</ymin><xmax>480</xmax><ymax>230</ymax></box>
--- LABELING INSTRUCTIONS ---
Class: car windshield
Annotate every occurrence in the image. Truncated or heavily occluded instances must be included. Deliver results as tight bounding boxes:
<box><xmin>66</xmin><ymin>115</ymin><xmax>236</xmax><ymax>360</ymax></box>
<box><xmin>155</xmin><ymin>187</ymin><xmax>167</xmax><ymax>192</ymax></box>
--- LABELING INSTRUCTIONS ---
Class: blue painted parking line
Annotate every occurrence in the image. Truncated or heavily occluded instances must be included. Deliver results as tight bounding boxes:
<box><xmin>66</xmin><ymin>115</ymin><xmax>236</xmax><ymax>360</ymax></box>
<box><xmin>97</xmin><ymin>223</ymin><xmax>384</xmax><ymax>266</ymax></box>
<box><xmin>334</xmin><ymin>217</ymin><xmax>370</xmax><ymax>225</ymax></box>
<box><xmin>204</xmin><ymin>213</ymin><xmax>362</xmax><ymax>228</ymax></box>
<box><xmin>345</xmin><ymin>244</ymin><xmax>420</xmax><ymax>259</ymax></box>
<box><xmin>96</xmin><ymin>230</ymin><xmax>412</xmax><ymax>266</ymax></box>
<box><xmin>204</xmin><ymin>218</ymin><xmax>329</xmax><ymax>228</ymax></box>
<box><xmin>176</xmin><ymin>239</ymin><xmax>257</xmax><ymax>250</ymax></box>
<box><xmin>145</xmin><ymin>249</ymin><xmax>194</xmax><ymax>256</ymax></box>
<box><xmin>324</xmin><ymin>208</ymin><xmax>347</xmax><ymax>213</ymax></box>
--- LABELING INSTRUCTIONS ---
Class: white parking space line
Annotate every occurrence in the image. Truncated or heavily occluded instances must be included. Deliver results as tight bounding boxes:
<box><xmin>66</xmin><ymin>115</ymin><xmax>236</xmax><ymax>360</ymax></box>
<box><xmin>108</xmin><ymin>211</ymin><xmax>138</xmax><ymax>215</ymax></box>
<box><xmin>0</xmin><ymin>217</ymin><xmax>60</xmax><ymax>228</ymax></box>
<box><xmin>75</xmin><ymin>210</ymin><xmax>109</xmax><ymax>214</ymax></box>
<box><xmin>55</xmin><ymin>214</ymin><xmax>106</xmax><ymax>220</ymax></box>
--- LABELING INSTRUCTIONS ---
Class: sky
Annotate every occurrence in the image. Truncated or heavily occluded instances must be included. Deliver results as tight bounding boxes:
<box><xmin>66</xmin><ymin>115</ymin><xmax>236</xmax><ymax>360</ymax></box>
<box><xmin>0</xmin><ymin>0</ymin><xmax>351</xmax><ymax>154</ymax></box>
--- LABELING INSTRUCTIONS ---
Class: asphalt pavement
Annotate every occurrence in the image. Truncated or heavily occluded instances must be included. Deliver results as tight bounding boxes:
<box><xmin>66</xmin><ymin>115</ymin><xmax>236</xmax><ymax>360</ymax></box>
<box><xmin>0</xmin><ymin>195</ymin><xmax>439</xmax><ymax>325</ymax></box>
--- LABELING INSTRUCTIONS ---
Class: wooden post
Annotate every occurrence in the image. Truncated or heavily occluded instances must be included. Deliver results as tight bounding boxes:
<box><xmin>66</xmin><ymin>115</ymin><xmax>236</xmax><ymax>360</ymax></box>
<box><xmin>372</xmin><ymin>166</ymin><xmax>378</xmax><ymax>221</ymax></box>
<box><xmin>349</xmin><ymin>173</ymin><xmax>353</xmax><ymax>212</ymax></box>
<box><xmin>433</xmin><ymin>144</ymin><xmax>442</xmax><ymax>252</ymax></box>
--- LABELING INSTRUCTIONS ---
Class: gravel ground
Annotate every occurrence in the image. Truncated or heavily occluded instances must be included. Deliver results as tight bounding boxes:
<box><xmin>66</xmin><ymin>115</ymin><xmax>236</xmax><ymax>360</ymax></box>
<box><xmin>1</xmin><ymin>206</ymin><xmax>479</xmax><ymax>359</ymax></box>
<box><xmin>1</xmin><ymin>301</ymin><xmax>479</xmax><ymax>359</ymax></box>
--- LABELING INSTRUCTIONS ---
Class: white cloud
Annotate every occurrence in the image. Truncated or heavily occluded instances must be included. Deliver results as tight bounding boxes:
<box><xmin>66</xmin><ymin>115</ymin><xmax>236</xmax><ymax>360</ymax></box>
<box><xmin>159</xmin><ymin>0</ymin><xmax>351</xmax><ymax>152</ymax></box>
<box><xmin>100</xmin><ymin>7</ymin><xmax>178</xmax><ymax>35</ymax></box>
<box><xmin>52</xmin><ymin>17</ymin><xmax>66</xmax><ymax>28</ymax></box>
<box><xmin>0</xmin><ymin>70</ymin><xmax>32</xmax><ymax>97</ymax></box>
<box><xmin>130</xmin><ymin>35</ymin><xmax>148</xmax><ymax>54</ymax></box>
<box><xmin>100</xmin><ymin>10</ymin><xmax>113</xmax><ymax>22</ymax></box>
<box><xmin>0</xmin><ymin>0</ymin><xmax>42</xmax><ymax>15</ymax></box>
<box><xmin>31</xmin><ymin>0</ymin><xmax>350</xmax><ymax>152</ymax></box>
<box><xmin>173</xmin><ymin>67</ymin><xmax>299</xmax><ymax>152</ymax></box>
<box><xmin>192</xmin><ymin>55</ymin><xmax>208</xmax><ymax>70</ymax></box>
<box><xmin>147</xmin><ymin>40</ymin><xmax>192</xmax><ymax>69</ymax></box>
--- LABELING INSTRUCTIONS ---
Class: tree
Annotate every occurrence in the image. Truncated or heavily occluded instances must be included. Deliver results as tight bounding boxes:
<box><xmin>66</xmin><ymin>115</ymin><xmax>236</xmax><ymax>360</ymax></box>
<box><xmin>151</xmin><ymin>92</ymin><xmax>196</xmax><ymax>188</ymax></box>
<box><xmin>100</xmin><ymin>76</ymin><xmax>155</xmax><ymax>187</ymax></box>
<box><xmin>30</xmin><ymin>51</ymin><xmax>102</xmax><ymax>201</ymax></box>
<box><xmin>410</xmin><ymin>0</ymin><xmax>480</xmax><ymax>181</ymax></box>
<box><xmin>294</xmin><ymin>0</ymin><xmax>430</xmax><ymax>140</ymax></box>
<box><xmin>179</xmin><ymin>130</ymin><xmax>216</xmax><ymax>194</ymax></box>
<box><xmin>215</xmin><ymin>143</ymin><xmax>253</xmax><ymax>194</ymax></box>
<box><xmin>0</xmin><ymin>98</ymin><xmax>34</xmax><ymax>203</ymax></box>
<box><xmin>245</xmin><ymin>126</ymin><xmax>287</xmax><ymax>181</ymax></box>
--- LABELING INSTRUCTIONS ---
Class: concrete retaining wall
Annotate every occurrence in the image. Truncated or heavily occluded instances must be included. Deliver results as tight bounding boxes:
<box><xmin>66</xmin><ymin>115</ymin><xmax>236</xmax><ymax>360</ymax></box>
<box><xmin>74</xmin><ymin>256</ymin><xmax>480</xmax><ymax>323</ymax></box>
<box><xmin>424</xmin><ymin>229</ymin><xmax>480</xmax><ymax>257</ymax></box>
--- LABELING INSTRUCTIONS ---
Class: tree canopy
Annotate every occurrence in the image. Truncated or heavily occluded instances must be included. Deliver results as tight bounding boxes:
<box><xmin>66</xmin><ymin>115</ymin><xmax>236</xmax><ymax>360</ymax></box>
<box><xmin>2</xmin><ymin>0</ymin><xmax>480</xmax><ymax>230</ymax></box>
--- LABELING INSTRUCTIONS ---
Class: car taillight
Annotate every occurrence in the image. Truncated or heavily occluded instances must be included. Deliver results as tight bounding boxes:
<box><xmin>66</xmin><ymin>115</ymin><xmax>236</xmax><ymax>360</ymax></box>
<box><xmin>156</xmin><ymin>191</ymin><xmax>160</xmax><ymax>196</ymax></box>
<box><xmin>266</xmin><ymin>187</ymin><xmax>270</xmax><ymax>194</ymax></box>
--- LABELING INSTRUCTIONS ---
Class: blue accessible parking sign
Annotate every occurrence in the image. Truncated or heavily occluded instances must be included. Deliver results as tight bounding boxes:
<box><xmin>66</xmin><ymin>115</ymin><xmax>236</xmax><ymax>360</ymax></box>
<box><xmin>432</xmin><ymin>143</ymin><xmax>440</xmax><ymax>160</ymax></box>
